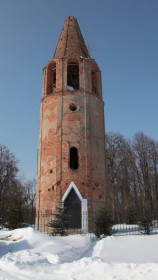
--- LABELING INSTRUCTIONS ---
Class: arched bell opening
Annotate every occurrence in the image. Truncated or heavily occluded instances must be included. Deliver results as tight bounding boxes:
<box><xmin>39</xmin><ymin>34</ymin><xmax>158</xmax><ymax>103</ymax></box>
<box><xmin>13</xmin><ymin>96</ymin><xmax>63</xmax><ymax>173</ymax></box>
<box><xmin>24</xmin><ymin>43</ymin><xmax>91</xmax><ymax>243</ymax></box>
<box><xmin>67</xmin><ymin>60</ymin><xmax>79</xmax><ymax>90</ymax></box>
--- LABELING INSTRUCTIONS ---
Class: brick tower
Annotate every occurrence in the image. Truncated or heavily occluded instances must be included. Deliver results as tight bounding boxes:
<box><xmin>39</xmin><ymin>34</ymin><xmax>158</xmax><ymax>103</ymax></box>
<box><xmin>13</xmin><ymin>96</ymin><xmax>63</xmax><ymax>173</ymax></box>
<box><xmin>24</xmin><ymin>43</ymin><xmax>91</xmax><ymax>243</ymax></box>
<box><xmin>36</xmin><ymin>16</ymin><xmax>106</xmax><ymax>233</ymax></box>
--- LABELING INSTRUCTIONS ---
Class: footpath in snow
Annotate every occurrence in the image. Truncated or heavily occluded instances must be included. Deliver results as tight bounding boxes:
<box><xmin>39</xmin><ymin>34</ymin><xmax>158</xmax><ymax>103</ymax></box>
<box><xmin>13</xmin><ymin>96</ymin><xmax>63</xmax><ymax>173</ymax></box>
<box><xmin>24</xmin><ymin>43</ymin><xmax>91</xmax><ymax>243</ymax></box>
<box><xmin>0</xmin><ymin>227</ymin><xmax>158</xmax><ymax>280</ymax></box>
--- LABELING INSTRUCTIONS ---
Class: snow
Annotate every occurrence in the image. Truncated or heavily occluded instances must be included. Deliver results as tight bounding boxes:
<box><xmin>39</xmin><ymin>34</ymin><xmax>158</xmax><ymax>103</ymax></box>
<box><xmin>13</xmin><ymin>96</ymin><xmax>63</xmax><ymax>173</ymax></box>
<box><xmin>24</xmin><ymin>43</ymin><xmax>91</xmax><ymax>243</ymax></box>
<box><xmin>0</xmin><ymin>228</ymin><xmax>158</xmax><ymax>279</ymax></box>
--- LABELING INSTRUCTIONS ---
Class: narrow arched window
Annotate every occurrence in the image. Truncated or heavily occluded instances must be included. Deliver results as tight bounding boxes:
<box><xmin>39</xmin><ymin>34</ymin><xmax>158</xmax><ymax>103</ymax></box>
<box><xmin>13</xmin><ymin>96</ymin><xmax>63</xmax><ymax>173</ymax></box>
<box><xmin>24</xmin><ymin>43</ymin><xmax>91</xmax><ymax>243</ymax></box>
<box><xmin>67</xmin><ymin>61</ymin><xmax>79</xmax><ymax>90</ymax></box>
<box><xmin>92</xmin><ymin>70</ymin><xmax>97</xmax><ymax>94</ymax></box>
<box><xmin>47</xmin><ymin>61</ymin><xmax>56</xmax><ymax>94</ymax></box>
<box><xmin>91</xmin><ymin>63</ymin><xmax>100</xmax><ymax>96</ymax></box>
<box><xmin>70</xmin><ymin>147</ymin><xmax>79</xmax><ymax>170</ymax></box>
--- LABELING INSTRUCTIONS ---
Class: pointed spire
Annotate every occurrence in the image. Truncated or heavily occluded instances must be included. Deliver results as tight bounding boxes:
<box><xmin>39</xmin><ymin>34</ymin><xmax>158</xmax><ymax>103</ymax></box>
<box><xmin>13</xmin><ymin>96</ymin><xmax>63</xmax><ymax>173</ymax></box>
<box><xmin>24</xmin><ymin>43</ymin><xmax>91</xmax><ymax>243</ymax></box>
<box><xmin>53</xmin><ymin>16</ymin><xmax>90</xmax><ymax>59</ymax></box>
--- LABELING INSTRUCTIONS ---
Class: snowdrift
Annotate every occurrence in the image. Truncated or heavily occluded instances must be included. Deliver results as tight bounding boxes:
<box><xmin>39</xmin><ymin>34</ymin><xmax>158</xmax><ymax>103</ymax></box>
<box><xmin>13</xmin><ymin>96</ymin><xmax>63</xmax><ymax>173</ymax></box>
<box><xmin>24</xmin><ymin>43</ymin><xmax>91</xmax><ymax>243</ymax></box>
<box><xmin>0</xmin><ymin>227</ymin><xmax>158</xmax><ymax>279</ymax></box>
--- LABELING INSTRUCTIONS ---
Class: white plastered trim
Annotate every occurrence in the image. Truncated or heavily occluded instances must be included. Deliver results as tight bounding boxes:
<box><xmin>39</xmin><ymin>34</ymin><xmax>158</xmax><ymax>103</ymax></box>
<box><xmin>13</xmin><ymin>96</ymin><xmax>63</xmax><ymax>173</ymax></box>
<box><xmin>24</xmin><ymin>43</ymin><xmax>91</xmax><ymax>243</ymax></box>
<box><xmin>62</xmin><ymin>181</ymin><xmax>83</xmax><ymax>202</ymax></box>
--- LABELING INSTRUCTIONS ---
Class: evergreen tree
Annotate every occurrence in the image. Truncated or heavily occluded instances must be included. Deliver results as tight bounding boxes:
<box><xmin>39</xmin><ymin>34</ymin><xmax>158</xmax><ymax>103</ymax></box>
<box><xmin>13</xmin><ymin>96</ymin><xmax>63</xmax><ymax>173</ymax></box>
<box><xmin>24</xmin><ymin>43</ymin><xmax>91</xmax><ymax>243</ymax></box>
<box><xmin>48</xmin><ymin>201</ymin><xmax>69</xmax><ymax>236</ymax></box>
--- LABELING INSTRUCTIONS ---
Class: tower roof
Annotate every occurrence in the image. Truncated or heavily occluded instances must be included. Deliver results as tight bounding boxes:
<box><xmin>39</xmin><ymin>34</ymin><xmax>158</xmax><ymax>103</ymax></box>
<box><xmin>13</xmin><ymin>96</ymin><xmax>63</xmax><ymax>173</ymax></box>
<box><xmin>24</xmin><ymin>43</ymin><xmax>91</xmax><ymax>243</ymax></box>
<box><xmin>53</xmin><ymin>16</ymin><xmax>90</xmax><ymax>59</ymax></box>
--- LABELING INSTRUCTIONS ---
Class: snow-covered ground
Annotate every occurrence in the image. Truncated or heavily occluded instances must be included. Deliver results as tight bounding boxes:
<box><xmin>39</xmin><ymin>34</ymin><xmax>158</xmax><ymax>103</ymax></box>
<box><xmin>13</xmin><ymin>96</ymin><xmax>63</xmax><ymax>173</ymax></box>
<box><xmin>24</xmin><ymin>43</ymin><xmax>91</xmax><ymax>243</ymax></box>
<box><xmin>0</xmin><ymin>227</ymin><xmax>158</xmax><ymax>280</ymax></box>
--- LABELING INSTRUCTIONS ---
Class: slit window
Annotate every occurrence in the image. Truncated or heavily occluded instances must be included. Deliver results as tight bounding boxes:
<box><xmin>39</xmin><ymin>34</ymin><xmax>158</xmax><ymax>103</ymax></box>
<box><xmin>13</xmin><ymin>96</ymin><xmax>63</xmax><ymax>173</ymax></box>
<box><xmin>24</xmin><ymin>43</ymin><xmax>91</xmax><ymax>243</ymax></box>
<box><xmin>67</xmin><ymin>61</ymin><xmax>79</xmax><ymax>90</ymax></box>
<box><xmin>70</xmin><ymin>147</ymin><xmax>79</xmax><ymax>170</ymax></box>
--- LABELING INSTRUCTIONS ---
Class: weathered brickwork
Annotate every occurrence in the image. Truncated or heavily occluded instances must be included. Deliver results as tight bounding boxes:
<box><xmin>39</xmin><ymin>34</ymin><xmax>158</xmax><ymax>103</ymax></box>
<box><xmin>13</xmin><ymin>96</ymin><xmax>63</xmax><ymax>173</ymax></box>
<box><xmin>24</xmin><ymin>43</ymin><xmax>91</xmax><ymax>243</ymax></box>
<box><xmin>36</xmin><ymin>16</ymin><xmax>106</xmax><ymax>232</ymax></box>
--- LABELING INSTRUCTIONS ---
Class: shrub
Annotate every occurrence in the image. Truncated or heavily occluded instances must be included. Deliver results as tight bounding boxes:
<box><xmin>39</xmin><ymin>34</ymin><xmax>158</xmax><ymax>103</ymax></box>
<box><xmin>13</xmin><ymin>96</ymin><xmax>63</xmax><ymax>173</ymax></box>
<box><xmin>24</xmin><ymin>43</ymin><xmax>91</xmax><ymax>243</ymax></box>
<box><xmin>138</xmin><ymin>209</ymin><xmax>152</xmax><ymax>235</ymax></box>
<box><xmin>94</xmin><ymin>208</ymin><xmax>113</xmax><ymax>238</ymax></box>
<box><xmin>126</xmin><ymin>209</ymin><xmax>137</xmax><ymax>224</ymax></box>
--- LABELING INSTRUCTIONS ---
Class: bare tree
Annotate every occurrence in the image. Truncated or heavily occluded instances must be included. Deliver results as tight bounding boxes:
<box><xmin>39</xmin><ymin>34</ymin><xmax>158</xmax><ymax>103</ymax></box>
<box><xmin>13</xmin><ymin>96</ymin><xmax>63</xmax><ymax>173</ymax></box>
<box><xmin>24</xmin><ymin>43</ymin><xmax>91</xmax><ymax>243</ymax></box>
<box><xmin>0</xmin><ymin>144</ymin><xmax>36</xmax><ymax>228</ymax></box>
<box><xmin>106</xmin><ymin>133</ymin><xmax>133</xmax><ymax>222</ymax></box>
<box><xmin>133</xmin><ymin>132</ymin><xmax>158</xmax><ymax>214</ymax></box>
<box><xmin>105</xmin><ymin>132</ymin><xmax>158</xmax><ymax>224</ymax></box>
<box><xmin>23</xmin><ymin>179</ymin><xmax>36</xmax><ymax>224</ymax></box>
<box><xmin>0</xmin><ymin>144</ymin><xmax>18</xmax><ymax>223</ymax></box>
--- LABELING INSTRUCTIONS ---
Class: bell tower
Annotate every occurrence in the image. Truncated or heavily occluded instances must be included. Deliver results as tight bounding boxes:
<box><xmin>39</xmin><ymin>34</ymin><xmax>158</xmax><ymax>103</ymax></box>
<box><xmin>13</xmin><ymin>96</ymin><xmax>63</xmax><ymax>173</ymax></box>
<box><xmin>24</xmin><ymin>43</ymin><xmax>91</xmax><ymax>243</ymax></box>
<box><xmin>36</xmin><ymin>16</ymin><xmax>106</xmax><ymax>232</ymax></box>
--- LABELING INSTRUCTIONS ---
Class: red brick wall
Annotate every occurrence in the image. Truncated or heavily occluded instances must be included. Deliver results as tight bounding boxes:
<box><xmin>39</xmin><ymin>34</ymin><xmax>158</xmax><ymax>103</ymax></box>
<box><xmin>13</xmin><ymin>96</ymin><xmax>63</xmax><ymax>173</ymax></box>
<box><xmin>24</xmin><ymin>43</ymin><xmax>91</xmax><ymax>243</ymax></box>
<box><xmin>36</xmin><ymin>17</ymin><xmax>106</xmax><ymax>231</ymax></box>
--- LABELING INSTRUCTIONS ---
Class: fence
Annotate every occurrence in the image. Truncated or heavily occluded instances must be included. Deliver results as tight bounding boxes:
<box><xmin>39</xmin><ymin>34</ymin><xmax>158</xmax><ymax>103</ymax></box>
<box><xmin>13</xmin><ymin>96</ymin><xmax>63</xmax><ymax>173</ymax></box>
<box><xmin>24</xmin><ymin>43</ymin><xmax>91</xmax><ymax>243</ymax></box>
<box><xmin>35</xmin><ymin>211</ymin><xmax>158</xmax><ymax>236</ymax></box>
<box><xmin>112</xmin><ymin>220</ymin><xmax>158</xmax><ymax>235</ymax></box>
<box><xmin>36</xmin><ymin>211</ymin><xmax>88</xmax><ymax>234</ymax></box>
<box><xmin>111</xmin><ymin>211</ymin><xmax>158</xmax><ymax>235</ymax></box>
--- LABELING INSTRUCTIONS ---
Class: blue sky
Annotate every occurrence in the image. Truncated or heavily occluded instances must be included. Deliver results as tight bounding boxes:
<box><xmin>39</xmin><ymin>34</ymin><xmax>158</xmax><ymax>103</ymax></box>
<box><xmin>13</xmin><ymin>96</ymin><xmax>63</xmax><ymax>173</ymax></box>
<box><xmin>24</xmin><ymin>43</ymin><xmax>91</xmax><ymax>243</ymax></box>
<box><xmin>0</xmin><ymin>0</ymin><xmax>158</xmax><ymax>181</ymax></box>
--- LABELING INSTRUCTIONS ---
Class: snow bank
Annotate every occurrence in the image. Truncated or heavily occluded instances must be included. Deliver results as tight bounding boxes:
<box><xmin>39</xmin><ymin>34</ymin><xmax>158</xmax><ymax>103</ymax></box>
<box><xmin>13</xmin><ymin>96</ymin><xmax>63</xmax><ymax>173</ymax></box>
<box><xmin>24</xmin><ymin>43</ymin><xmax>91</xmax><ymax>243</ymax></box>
<box><xmin>0</xmin><ymin>227</ymin><xmax>158</xmax><ymax>279</ymax></box>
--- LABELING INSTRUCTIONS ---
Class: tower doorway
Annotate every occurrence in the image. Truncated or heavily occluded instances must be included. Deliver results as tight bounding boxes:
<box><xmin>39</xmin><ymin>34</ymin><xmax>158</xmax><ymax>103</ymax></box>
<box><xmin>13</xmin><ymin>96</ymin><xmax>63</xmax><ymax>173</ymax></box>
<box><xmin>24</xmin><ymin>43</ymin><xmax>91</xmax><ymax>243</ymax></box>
<box><xmin>64</xmin><ymin>188</ymin><xmax>81</xmax><ymax>228</ymax></box>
